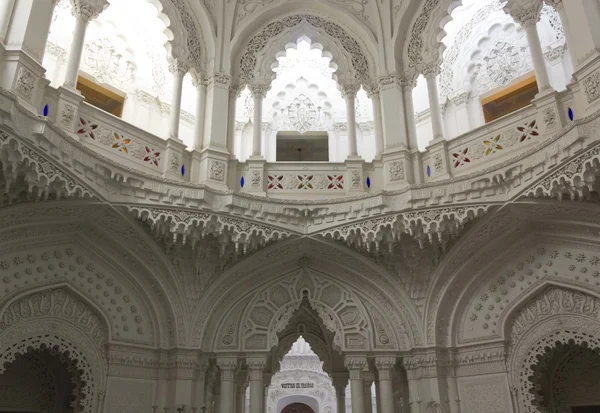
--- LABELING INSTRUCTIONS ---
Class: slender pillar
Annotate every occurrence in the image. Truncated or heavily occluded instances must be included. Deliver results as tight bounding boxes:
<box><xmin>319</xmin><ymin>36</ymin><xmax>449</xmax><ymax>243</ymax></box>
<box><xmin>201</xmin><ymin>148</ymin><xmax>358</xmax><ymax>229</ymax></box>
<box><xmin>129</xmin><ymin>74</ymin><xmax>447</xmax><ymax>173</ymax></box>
<box><xmin>363</xmin><ymin>373</ymin><xmax>374</xmax><ymax>413</ymax></box>
<box><xmin>505</xmin><ymin>4</ymin><xmax>552</xmax><ymax>92</ymax></box>
<box><xmin>375</xmin><ymin>358</ymin><xmax>396</xmax><ymax>413</ymax></box>
<box><xmin>235</xmin><ymin>370</ymin><xmax>247</xmax><ymax>413</ymax></box>
<box><xmin>341</xmin><ymin>83</ymin><xmax>361</xmax><ymax>158</ymax></box>
<box><xmin>168</xmin><ymin>58</ymin><xmax>188</xmax><ymax>140</ymax></box>
<box><xmin>345</xmin><ymin>356</ymin><xmax>367</xmax><ymax>413</ymax></box>
<box><xmin>227</xmin><ymin>84</ymin><xmax>241</xmax><ymax>156</ymax></box>
<box><xmin>192</xmin><ymin>71</ymin><xmax>207</xmax><ymax>150</ymax></box>
<box><xmin>368</xmin><ymin>87</ymin><xmax>384</xmax><ymax>157</ymax></box>
<box><xmin>64</xmin><ymin>1</ymin><xmax>109</xmax><ymax>87</ymax></box>
<box><xmin>546</xmin><ymin>0</ymin><xmax>577</xmax><ymax>69</ymax></box>
<box><xmin>248</xmin><ymin>84</ymin><xmax>269</xmax><ymax>158</ymax></box>
<box><xmin>0</xmin><ymin>0</ymin><xmax>15</xmax><ymax>42</ymax></box>
<box><xmin>400</xmin><ymin>75</ymin><xmax>418</xmax><ymax>151</ymax></box>
<box><xmin>217</xmin><ymin>358</ymin><xmax>238</xmax><ymax>413</ymax></box>
<box><xmin>333</xmin><ymin>382</ymin><xmax>347</xmax><ymax>413</ymax></box>
<box><xmin>422</xmin><ymin>65</ymin><xmax>445</xmax><ymax>142</ymax></box>
<box><xmin>247</xmin><ymin>358</ymin><xmax>266</xmax><ymax>413</ymax></box>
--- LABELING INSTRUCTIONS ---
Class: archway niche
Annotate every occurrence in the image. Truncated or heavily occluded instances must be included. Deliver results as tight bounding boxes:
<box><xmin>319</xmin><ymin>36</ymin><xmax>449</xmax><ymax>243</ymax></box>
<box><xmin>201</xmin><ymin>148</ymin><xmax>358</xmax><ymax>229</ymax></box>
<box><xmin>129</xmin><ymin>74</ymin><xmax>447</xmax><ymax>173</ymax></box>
<box><xmin>506</xmin><ymin>286</ymin><xmax>600</xmax><ymax>413</ymax></box>
<box><xmin>0</xmin><ymin>345</ymin><xmax>84</xmax><ymax>413</ymax></box>
<box><xmin>280</xmin><ymin>401</ymin><xmax>318</xmax><ymax>413</ymax></box>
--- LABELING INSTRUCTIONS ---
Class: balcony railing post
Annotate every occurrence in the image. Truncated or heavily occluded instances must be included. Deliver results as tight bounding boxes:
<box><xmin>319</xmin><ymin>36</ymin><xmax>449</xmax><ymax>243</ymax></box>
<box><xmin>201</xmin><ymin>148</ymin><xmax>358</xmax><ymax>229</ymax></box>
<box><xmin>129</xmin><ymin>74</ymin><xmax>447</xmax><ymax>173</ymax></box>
<box><xmin>425</xmin><ymin>139</ymin><xmax>451</xmax><ymax>181</ymax></box>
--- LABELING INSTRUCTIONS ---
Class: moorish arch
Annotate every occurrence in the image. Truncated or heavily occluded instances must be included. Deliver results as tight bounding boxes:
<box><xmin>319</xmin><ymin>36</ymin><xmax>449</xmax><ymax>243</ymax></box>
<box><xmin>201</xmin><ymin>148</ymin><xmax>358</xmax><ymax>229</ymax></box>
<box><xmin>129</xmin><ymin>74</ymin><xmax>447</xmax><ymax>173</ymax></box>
<box><xmin>199</xmin><ymin>238</ymin><xmax>422</xmax><ymax>352</ymax></box>
<box><xmin>505</xmin><ymin>285</ymin><xmax>600</xmax><ymax>412</ymax></box>
<box><xmin>0</xmin><ymin>200</ymin><xmax>184</xmax><ymax>349</ymax></box>
<box><xmin>424</xmin><ymin>199</ymin><xmax>600</xmax><ymax>347</ymax></box>
<box><xmin>230</xmin><ymin>11</ymin><xmax>377</xmax><ymax>86</ymax></box>
<box><xmin>0</xmin><ymin>286</ymin><xmax>109</xmax><ymax>413</ymax></box>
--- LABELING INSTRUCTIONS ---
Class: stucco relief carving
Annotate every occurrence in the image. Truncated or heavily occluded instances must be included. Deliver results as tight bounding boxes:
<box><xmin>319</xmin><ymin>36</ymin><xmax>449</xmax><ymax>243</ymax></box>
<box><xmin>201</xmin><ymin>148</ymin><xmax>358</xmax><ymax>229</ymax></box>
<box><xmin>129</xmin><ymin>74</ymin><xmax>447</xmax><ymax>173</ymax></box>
<box><xmin>239</xmin><ymin>15</ymin><xmax>370</xmax><ymax>83</ymax></box>
<box><xmin>15</xmin><ymin>67</ymin><xmax>36</xmax><ymax>101</ymax></box>
<box><xmin>461</xmin><ymin>245</ymin><xmax>600</xmax><ymax>342</ymax></box>
<box><xmin>238</xmin><ymin>270</ymin><xmax>373</xmax><ymax>352</ymax></box>
<box><xmin>82</xmin><ymin>38</ymin><xmax>135</xmax><ymax>89</ymax></box>
<box><xmin>583</xmin><ymin>71</ymin><xmax>600</xmax><ymax>104</ymax></box>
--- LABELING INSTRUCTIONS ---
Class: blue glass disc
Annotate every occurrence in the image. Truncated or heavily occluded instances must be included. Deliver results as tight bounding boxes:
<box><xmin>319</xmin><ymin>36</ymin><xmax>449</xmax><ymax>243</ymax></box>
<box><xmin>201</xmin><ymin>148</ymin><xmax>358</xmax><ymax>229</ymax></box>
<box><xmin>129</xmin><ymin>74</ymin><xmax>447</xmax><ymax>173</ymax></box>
<box><xmin>43</xmin><ymin>104</ymin><xmax>49</xmax><ymax>117</ymax></box>
<box><xmin>427</xmin><ymin>165</ymin><xmax>431</xmax><ymax>177</ymax></box>
<box><xmin>568</xmin><ymin>107</ymin><xmax>574</xmax><ymax>122</ymax></box>
<box><xmin>366</xmin><ymin>177</ymin><xmax>371</xmax><ymax>188</ymax></box>
<box><xmin>181</xmin><ymin>164</ymin><xmax>185</xmax><ymax>176</ymax></box>
<box><xmin>240</xmin><ymin>176</ymin><xmax>245</xmax><ymax>188</ymax></box>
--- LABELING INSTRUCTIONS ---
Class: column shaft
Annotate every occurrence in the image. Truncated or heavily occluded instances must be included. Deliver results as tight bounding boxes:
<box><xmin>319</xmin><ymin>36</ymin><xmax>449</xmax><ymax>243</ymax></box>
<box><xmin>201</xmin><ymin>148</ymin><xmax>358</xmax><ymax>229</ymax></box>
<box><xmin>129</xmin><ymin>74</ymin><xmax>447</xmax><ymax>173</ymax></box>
<box><xmin>556</xmin><ymin>5</ymin><xmax>577</xmax><ymax>68</ymax></box>
<box><xmin>0</xmin><ymin>0</ymin><xmax>15</xmax><ymax>41</ymax></box>
<box><xmin>335</xmin><ymin>385</ymin><xmax>346</xmax><ymax>413</ymax></box>
<box><xmin>63</xmin><ymin>17</ymin><xmax>88</xmax><ymax>87</ymax></box>
<box><xmin>344</xmin><ymin>93</ymin><xmax>358</xmax><ymax>157</ymax></box>
<box><xmin>371</xmin><ymin>92</ymin><xmax>384</xmax><ymax>157</ymax></box>
<box><xmin>193</xmin><ymin>79</ymin><xmax>206</xmax><ymax>150</ymax></box>
<box><xmin>168</xmin><ymin>61</ymin><xmax>187</xmax><ymax>140</ymax></box>
<box><xmin>524</xmin><ymin>22</ymin><xmax>551</xmax><ymax>92</ymax></box>
<box><xmin>350</xmin><ymin>376</ymin><xmax>365</xmax><ymax>413</ymax></box>
<box><xmin>363</xmin><ymin>379</ymin><xmax>373</xmax><ymax>413</ymax></box>
<box><xmin>252</xmin><ymin>94</ymin><xmax>262</xmax><ymax>156</ymax></box>
<box><xmin>217</xmin><ymin>359</ymin><xmax>237</xmax><ymax>413</ymax></box>
<box><xmin>425</xmin><ymin>71</ymin><xmax>444</xmax><ymax>141</ymax></box>
<box><xmin>249</xmin><ymin>376</ymin><xmax>263</xmax><ymax>413</ymax></box>
<box><xmin>401</xmin><ymin>82</ymin><xmax>418</xmax><ymax>151</ymax></box>
<box><xmin>227</xmin><ymin>86</ymin><xmax>239</xmax><ymax>156</ymax></box>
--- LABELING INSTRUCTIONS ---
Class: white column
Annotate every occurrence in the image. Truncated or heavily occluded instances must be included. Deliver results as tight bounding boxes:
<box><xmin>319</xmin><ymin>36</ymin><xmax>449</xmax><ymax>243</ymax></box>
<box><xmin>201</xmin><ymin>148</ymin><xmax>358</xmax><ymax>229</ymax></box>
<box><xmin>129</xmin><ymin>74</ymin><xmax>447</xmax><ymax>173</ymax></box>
<box><xmin>63</xmin><ymin>1</ymin><xmax>109</xmax><ymax>87</ymax></box>
<box><xmin>235</xmin><ymin>371</ymin><xmax>247</xmax><ymax>413</ymax></box>
<box><xmin>333</xmin><ymin>382</ymin><xmax>347</xmax><ymax>413</ymax></box>
<box><xmin>0</xmin><ymin>0</ymin><xmax>15</xmax><ymax>42</ymax></box>
<box><xmin>505</xmin><ymin>5</ymin><xmax>552</xmax><ymax>92</ymax></box>
<box><xmin>375</xmin><ymin>358</ymin><xmax>396</xmax><ymax>413</ymax></box>
<box><xmin>227</xmin><ymin>85</ymin><xmax>241</xmax><ymax>156</ymax></box>
<box><xmin>168</xmin><ymin>58</ymin><xmax>188</xmax><ymax>140</ymax></box>
<box><xmin>341</xmin><ymin>83</ymin><xmax>361</xmax><ymax>158</ymax></box>
<box><xmin>363</xmin><ymin>373</ymin><xmax>374</xmax><ymax>413</ymax></box>
<box><xmin>249</xmin><ymin>84</ymin><xmax>269</xmax><ymax>158</ymax></box>
<box><xmin>368</xmin><ymin>88</ymin><xmax>384</xmax><ymax>157</ymax></box>
<box><xmin>345</xmin><ymin>356</ymin><xmax>367</xmax><ymax>413</ymax></box>
<box><xmin>217</xmin><ymin>358</ymin><xmax>238</xmax><ymax>413</ymax></box>
<box><xmin>192</xmin><ymin>72</ymin><xmax>207</xmax><ymax>151</ymax></box>
<box><xmin>547</xmin><ymin>1</ymin><xmax>577</xmax><ymax>68</ymax></box>
<box><xmin>247</xmin><ymin>358</ymin><xmax>266</xmax><ymax>413</ymax></box>
<box><xmin>400</xmin><ymin>75</ymin><xmax>418</xmax><ymax>151</ymax></box>
<box><xmin>423</xmin><ymin>65</ymin><xmax>445</xmax><ymax>142</ymax></box>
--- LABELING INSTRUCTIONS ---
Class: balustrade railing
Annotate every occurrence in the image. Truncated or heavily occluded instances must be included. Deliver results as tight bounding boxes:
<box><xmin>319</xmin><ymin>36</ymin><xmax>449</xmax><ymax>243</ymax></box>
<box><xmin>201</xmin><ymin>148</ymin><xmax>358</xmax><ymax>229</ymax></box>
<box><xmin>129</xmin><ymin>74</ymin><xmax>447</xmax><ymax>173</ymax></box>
<box><xmin>76</xmin><ymin>102</ymin><xmax>172</xmax><ymax>174</ymax></box>
<box><xmin>10</xmin><ymin>83</ymin><xmax>576</xmax><ymax>193</ymax></box>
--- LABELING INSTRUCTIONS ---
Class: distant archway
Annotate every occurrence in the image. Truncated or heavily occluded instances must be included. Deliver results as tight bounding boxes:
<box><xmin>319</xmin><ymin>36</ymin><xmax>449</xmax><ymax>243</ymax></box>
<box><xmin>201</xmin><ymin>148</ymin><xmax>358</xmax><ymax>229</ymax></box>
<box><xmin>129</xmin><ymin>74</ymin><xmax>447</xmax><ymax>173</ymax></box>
<box><xmin>281</xmin><ymin>401</ymin><xmax>317</xmax><ymax>413</ymax></box>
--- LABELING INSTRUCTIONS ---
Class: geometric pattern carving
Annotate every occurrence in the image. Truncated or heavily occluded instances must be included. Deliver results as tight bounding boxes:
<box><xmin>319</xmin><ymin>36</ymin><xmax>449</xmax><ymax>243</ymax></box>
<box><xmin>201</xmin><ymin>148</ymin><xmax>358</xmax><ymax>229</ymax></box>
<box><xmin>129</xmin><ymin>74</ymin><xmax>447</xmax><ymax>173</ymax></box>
<box><xmin>238</xmin><ymin>269</ymin><xmax>375</xmax><ymax>352</ymax></box>
<box><xmin>463</xmin><ymin>246</ymin><xmax>600</xmax><ymax>341</ymax></box>
<box><xmin>0</xmin><ymin>246</ymin><xmax>152</xmax><ymax>343</ymax></box>
<box><xmin>239</xmin><ymin>15</ymin><xmax>369</xmax><ymax>83</ymax></box>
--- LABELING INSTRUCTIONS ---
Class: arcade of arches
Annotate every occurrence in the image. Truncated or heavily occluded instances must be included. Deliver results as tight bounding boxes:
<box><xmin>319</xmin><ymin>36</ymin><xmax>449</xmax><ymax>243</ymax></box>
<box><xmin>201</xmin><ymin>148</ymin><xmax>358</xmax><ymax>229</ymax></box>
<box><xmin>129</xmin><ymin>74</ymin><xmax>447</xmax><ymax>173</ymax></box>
<box><xmin>2</xmin><ymin>0</ymin><xmax>600</xmax><ymax>413</ymax></box>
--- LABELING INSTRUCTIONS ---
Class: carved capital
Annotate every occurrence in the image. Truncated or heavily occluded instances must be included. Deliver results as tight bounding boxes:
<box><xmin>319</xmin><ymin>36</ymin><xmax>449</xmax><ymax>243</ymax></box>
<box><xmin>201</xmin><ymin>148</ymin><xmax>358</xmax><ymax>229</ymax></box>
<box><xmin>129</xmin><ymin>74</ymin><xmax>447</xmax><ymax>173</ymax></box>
<box><xmin>504</xmin><ymin>2</ymin><xmax>543</xmax><ymax>28</ymax></box>
<box><xmin>217</xmin><ymin>357</ymin><xmax>238</xmax><ymax>381</ymax></box>
<box><xmin>399</xmin><ymin>73</ymin><xmax>418</xmax><ymax>89</ymax></box>
<box><xmin>340</xmin><ymin>83</ymin><xmax>361</xmax><ymax>100</ymax></box>
<box><xmin>344</xmin><ymin>355</ymin><xmax>367</xmax><ymax>378</ymax></box>
<box><xmin>229</xmin><ymin>83</ymin><xmax>244</xmax><ymax>98</ymax></box>
<box><xmin>420</xmin><ymin>63</ymin><xmax>441</xmax><ymax>79</ymax></box>
<box><xmin>191</xmin><ymin>70</ymin><xmax>207</xmax><ymax>88</ymax></box>
<box><xmin>375</xmin><ymin>357</ymin><xmax>396</xmax><ymax>380</ymax></box>
<box><xmin>206</xmin><ymin>72</ymin><xmax>231</xmax><ymax>89</ymax></box>
<box><xmin>451</xmin><ymin>92</ymin><xmax>471</xmax><ymax>106</ymax></box>
<box><xmin>246</xmin><ymin>356</ymin><xmax>267</xmax><ymax>380</ymax></box>
<box><xmin>249</xmin><ymin>83</ymin><xmax>270</xmax><ymax>99</ymax></box>
<box><xmin>168</xmin><ymin>58</ymin><xmax>189</xmax><ymax>77</ymax></box>
<box><xmin>544</xmin><ymin>0</ymin><xmax>563</xmax><ymax>11</ymax></box>
<box><xmin>70</xmin><ymin>0</ymin><xmax>109</xmax><ymax>21</ymax></box>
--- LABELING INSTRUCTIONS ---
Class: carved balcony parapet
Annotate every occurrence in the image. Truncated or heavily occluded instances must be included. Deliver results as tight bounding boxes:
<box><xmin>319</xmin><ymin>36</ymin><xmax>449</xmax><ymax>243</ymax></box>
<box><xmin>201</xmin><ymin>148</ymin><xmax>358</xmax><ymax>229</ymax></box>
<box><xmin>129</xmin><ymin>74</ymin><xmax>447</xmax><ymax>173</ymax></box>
<box><xmin>1</xmin><ymin>86</ymin><xmax>600</xmax><ymax>234</ymax></box>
